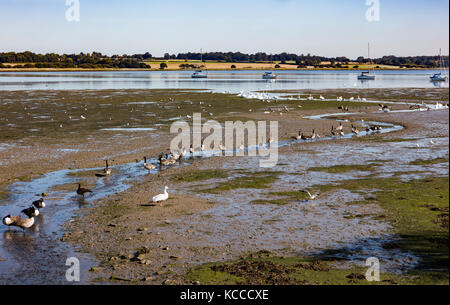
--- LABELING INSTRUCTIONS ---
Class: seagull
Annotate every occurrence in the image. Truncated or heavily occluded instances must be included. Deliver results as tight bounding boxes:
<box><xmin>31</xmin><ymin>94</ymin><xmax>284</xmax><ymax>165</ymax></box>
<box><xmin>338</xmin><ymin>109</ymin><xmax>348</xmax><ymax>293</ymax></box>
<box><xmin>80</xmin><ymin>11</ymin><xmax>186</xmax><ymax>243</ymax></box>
<box><xmin>80</xmin><ymin>115</ymin><xmax>86</xmax><ymax>120</ymax></box>
<box><xmin>152</xmin><ymin>186</ymin><xmax>169</xmax><ymax>203</ymax></box>
<box><xmin>301</xmin><ymin>190</ymin><xmax>319</xmax><ymax>200</ymax></box>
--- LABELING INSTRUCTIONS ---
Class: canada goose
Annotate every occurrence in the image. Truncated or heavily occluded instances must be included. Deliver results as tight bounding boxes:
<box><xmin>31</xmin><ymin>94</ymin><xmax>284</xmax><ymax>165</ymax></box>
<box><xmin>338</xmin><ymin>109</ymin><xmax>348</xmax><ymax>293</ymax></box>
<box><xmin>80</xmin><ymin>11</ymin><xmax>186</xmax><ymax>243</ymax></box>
<box><xmin>311</xmin><ymin>129</ymin><xmax>317</xmax><ymax>139</ymax></box>
<box><xmin>180</xmin><ymin>148</ymin><xmax>187</xmax><ymax>157</ymax></box>
<box><xmin>143</xmin><ymin>157</ymin><xmax>156</xmax><ymax>170</ymax></box>
<box><xmin>104</xmin><ymin>160</ymin><xmax>112</xmax><ymax>175</ymax></box>
<box><xmin>189</xmin><ymin>144</ymin><xmax>194</xmax><ymax>154</ymax></box>
<box><xmin>32</xmin><ymin>198</ymin><xmax>45</xmax><ymax>209</ymax></box>
<box><xmin>2</xmin><ymin>211</ymin><xmax>36</xmax><ymax>230</ymax></box>
<box><xmin>351</xmin><ymin>124</ymin><xmax>360</xmax><ymax>135</ymax></box>
<box><xmin>336</xmin><ymin>122</ymin><xmax>343</xmax><ymax>131</ymax></box>
<box><xmin>159</xmin><ymin>155</ymin><xmax>176</xmax><ymax>166</ymax></box>
<box><xmin>291</xmin><ymin>130</ymin><xmax>302</xmax><ymax>140</ymax></box>
<box><xmin>76</xmin><ymin>184</ymin><xmax>92</xmax><ymax>196</ymax></box>
<box><xmin>152</xmin><ymin>186</ymin><xmax>169</xmax><ymax>203</ymax></box>
<box><xmin>331</xmin><ymin>126</ymin><xmax>336</xmax><ymax>136</ymax></box>
<box><xmin>219</xmin><ymin>144</ymin><xmax>226</xmax><ymax>152</ymax></box>
<box><xmin>200</xmin><ymin>140</ymin><xmax>205</xmax><ymax>152</ymax></box>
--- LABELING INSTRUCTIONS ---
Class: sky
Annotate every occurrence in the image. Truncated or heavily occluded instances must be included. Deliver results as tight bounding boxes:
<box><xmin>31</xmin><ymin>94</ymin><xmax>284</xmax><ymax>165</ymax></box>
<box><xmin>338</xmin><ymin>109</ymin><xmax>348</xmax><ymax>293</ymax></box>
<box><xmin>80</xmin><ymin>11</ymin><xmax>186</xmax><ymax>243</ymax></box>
<box><xmin>0</xmin><ymin>0</ymin><xmax>448</xmax><ymax>59</ymax></box>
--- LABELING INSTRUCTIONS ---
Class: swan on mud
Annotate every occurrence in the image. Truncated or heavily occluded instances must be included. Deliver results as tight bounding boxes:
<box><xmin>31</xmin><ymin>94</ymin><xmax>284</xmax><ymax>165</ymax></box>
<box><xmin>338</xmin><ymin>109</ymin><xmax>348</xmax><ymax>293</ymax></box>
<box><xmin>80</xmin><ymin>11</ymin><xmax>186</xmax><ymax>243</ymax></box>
<box><xmin>152</xmin><ymin>186</ymin><xmax>169</xmax><ymax>204</ymax></box>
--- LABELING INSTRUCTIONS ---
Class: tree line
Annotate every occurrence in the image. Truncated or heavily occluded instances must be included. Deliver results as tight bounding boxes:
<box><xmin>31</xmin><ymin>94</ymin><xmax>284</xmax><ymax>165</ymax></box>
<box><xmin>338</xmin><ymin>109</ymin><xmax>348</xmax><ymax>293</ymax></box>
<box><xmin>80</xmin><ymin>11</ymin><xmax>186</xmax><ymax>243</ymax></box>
<box><xmin>0</xmin><ymin>51</ymin><xmax>151</xmax><ymax>69</ymax></box>
<box><xmin>0</xmin><ymin>51</ymin><xmax>448</xmax><ymax>69</ymax></box>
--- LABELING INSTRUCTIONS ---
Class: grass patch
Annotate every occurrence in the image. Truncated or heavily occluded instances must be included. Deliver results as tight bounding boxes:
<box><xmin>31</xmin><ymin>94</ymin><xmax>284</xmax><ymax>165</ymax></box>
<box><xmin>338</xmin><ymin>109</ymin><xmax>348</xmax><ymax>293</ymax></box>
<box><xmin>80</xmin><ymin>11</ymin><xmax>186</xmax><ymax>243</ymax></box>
<box><xmin>201</xmin><ymin>171</ymin><xmax>281</xmax><ymax>193</ymax></box>
<box><xmin>316</xmin><ymin>175</ymin><xmax>449</xmax><ymax>283</ymax></box>
<box><xmin>250</xmin><ymin>199</ymin><xmax>291</xmax><ymax>206</ymax></box>
<box><xmin>309</xmin><ymin>163</ymin><xmax>379</xmax><ymax>174</ymax></box>
<box><xmin>173</xmin><ymin>169</ymin><xmax>228</xmax><ymax>182</ymax></box>
<box><xmin>184</xmin><ymin>251</ymin><xmax>410</xmax><ymax>285</ymax></box>
<box><xmin>409</xmin><ymin>157</ymin><xmax>448</xmax><ymax>166</ymax></box>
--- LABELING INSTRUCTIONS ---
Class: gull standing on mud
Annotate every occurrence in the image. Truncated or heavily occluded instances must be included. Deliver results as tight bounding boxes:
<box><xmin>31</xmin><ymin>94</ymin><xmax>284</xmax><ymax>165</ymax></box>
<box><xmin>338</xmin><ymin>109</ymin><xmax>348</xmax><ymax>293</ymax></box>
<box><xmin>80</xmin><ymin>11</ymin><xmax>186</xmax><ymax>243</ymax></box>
<box><xmin>301</xmin><ymin>190</ymin><xmax>319</xmax><ymax>200</ymax></box>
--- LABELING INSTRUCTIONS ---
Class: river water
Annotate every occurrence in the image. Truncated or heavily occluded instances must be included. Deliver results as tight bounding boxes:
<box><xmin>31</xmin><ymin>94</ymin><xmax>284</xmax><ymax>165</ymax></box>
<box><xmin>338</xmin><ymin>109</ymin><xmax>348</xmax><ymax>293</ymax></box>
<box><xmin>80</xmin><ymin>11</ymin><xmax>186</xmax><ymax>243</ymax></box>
<box><xmin>0</xmin><ymin>70</ymin><xmax>448</xmax><ymax>92</ymax></box>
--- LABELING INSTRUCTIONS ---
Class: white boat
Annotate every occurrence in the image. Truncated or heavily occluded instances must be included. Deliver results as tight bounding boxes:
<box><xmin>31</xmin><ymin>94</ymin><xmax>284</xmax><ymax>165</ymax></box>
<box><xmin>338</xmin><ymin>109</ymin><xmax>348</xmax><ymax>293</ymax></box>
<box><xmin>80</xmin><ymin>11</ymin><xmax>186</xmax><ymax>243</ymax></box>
<box><xmin>357</xmin><ymin>71</ymin><xmax>376</xmax><ymax>80</ymax></box>
<box><xmin>357</xmin><ymin>43</ymin><xmax>376</xmax><ymax>81</ymax></box>
<box><xmin>430</xmin><ymin>49</ymin><xmax>448</xmax><ymax>82</ymax></box>
<box><xmin>191</xmin><ymin>70</ymin><xmax>207</xmax><ymax>78</ymax></box>
<box><xmin>262</xmin><ymin>72</ymin><xmax>277</xmax><ymax>79</ymax></box>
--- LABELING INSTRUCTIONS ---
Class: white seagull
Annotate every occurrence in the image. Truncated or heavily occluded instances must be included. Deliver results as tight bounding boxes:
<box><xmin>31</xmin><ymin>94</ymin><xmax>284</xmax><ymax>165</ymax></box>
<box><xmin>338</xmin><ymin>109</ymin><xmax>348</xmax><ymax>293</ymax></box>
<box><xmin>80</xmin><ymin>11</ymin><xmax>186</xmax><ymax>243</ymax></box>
<box><xmin>301</xmin><ymin>190</ymin><xmax>319</xmax><ymax>200</ymax></box>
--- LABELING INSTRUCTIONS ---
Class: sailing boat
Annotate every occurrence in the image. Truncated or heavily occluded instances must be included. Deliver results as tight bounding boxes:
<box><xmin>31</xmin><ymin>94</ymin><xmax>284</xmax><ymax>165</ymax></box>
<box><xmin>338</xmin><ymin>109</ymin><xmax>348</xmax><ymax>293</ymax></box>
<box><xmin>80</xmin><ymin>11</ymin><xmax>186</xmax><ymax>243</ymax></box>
<box><xmin>192</xmin><ymin>48</ymin><xmax>208</xmax><ymax>79</ymax></box>
<box><xmin>430</xmin><ymin>49</ymin><xmax>448</xmax><ymax>82</ymax></box>
<box><xmin>358</xmin><ymin>43</ymin><xmax>376</xmax><ymax>80</ymax></box>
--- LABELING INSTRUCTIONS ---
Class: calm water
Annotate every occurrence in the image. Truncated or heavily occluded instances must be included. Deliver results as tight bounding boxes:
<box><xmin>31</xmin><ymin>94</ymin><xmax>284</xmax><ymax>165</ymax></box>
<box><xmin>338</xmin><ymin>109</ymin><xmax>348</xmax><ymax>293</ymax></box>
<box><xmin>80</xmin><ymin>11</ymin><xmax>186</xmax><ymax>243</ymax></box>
<box><xmin>0</xmin><ymin>70</ymin><xmax>448</xmax><ymax>92</ymax></box>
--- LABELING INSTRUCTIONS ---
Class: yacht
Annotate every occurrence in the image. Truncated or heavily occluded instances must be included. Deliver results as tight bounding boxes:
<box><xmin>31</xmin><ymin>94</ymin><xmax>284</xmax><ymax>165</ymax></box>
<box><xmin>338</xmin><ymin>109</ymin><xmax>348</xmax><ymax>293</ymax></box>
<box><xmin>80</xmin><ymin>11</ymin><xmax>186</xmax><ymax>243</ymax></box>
<box><xmin>430</xmin><ymin>72</ymin><xmax>448</xmax><ymax>82</ymax></box>
<box><xmin>191</xmin><ymin>70</ymin><xmax>208</xmax><ymax>78</ymax></box>
<box><xmin>357</xmin><ymin>71</ymin><xmax>376</xmax><ymax>80</ymax></box>
<box><xmin>357</xmin><ymin>43</ymin><xmax>376</xmax><ymax>81</ymax></box>
<box><xmin>430</xmin><ymin>49</ymin><xmax>448</xmax><ymax>82</ymax></box>
<box><xmin>262</xmin><ymin>72</ymin><xmax>277</xmax><ymax>80</ymax></box>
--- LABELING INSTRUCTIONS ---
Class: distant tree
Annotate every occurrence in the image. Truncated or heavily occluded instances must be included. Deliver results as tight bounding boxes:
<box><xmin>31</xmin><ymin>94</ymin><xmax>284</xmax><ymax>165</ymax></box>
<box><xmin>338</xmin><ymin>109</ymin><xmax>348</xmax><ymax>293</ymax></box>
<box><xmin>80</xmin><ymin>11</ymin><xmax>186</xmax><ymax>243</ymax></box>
<box><xmin>353</xmin><ymin>65</ymin><xmax>359</xmax><ymax>69</ymax></box>
<box><xmin>160</xmin><ymin>62</ymin><xmax>168</xmax><ymax>69</ymax></box>
<box><xmin>231</xmin><ymin>64</ymin><xmax>236</xmax><ymax>69</ymax></box>
<box><xmin>164</xmin><ymin>53</ymin><xmax>170</xmax><ymax>60</ymax></box>
<box><xmin>274</xmin><ymin>64</ymin><xmax>281</xmax><ymax>68</ymax></box>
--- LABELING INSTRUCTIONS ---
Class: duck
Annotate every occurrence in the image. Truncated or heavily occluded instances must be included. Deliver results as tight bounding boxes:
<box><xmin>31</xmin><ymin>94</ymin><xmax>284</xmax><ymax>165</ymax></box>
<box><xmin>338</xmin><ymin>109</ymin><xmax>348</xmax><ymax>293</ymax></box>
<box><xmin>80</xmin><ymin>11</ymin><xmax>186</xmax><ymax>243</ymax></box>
<box><xmin>152</xmin><ymin>186</ymin><xmax>169</xmax><ymax>203</ymax></box>
<box><xmin>104</xmin><ymin>159</ymin><xmax>112</xmax><ymax>175</ymax></box>
<box><xmin>143</xmin><ymin>156</ymin><xmax>156</xmax><ymax>170</ymax></box>
<box><xmin>2</xmin><ymin>207</ymin><xmax>39</xmax><ymax>230</ymax></box>
<box><xmin>32</xmin><ymin>198</ymin><xmax>45</xmax><ymax>209</ymax></box>
<box><xmin>76</xmin><ymin>184</ymin><xmax>92</xmax><ymax>196</ymax></box>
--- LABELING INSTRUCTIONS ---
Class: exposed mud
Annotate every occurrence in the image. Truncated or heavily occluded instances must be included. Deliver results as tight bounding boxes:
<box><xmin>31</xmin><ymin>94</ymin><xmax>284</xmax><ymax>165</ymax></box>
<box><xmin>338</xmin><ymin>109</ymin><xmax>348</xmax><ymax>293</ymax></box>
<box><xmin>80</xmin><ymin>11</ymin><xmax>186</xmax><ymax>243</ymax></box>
<box><xmin>0</xmin><ymin>88</ymin><xmax>448</xmax><ymax>284</ymax></box>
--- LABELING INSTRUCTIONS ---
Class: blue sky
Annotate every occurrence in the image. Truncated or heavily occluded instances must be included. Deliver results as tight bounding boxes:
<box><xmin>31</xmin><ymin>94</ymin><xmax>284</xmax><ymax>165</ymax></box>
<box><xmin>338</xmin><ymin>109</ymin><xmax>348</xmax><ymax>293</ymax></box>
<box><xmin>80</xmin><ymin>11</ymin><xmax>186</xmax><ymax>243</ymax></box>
<box><xmin>0</xmin><ymin>0</ymin><xmax>448</xmax><ymax>58</ymax></box>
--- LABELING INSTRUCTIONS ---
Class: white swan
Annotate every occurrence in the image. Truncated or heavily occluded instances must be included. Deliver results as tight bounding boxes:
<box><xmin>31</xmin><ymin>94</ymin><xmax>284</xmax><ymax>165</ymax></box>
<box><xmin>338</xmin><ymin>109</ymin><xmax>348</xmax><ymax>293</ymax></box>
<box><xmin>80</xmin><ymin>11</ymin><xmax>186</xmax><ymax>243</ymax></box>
<box><xmin>152</xmin><ymin>186</ymin><xmax>169</xmax><ymax>203</ymax></box>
